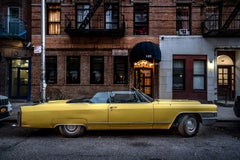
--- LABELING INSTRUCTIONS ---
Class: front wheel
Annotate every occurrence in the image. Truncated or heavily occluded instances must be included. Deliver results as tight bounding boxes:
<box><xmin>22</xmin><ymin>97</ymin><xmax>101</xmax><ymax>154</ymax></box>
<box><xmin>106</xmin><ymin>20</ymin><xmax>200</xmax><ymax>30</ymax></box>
<box><xmin>58</xmin><ymin>125</ymin><xmax>85</xmax><ymax>138</ymax></box>
<box><xmin>178</xmin><ymin>115</ymin><xmax>199</xmax><ymax>137</ymax></box>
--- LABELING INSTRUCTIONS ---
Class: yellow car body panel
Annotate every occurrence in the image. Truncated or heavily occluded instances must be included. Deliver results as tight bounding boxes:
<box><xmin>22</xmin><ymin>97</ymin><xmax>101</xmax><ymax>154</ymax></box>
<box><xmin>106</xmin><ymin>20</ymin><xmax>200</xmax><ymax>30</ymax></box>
<box><xmin>18</xmin><ymin>90</ymin><xmax>217</xmax><ymax>138</ymax></box>
<box><xmin>20</xmin><ymin>99</ymin><xmax>217</xmax><ymax>130</ymax></box>
<box><xmin>153</xmin><ymin>100</ymin><xmax>217</xmax><ymax>129</ymax></box>
<box><xmin>109</xmin><ymin>103</ymin><xmax>153</xmax><ymax>129</ymax></box>
<box><xmin>21</xmin><ymin>102</ymin><xmax>109</xmax><ymax>129</ymax></box>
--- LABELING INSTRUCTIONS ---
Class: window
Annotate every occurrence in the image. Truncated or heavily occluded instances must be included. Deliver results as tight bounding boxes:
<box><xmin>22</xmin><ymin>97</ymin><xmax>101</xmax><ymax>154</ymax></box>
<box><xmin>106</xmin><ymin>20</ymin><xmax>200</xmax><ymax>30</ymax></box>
<box><xmin>8</xmin><ymin>7</ymin><xmax>20</xmax><ymax>34</ymax></box>
<box><xmin>193</xmin><ymin>60</ymin><xmax>206</xmax><ymax>90</ymax></box>
<box><xmin>76</xmin><ymin>4</ymin><xmax>90</xmax><ymax>29</ymax></box>
<box><xmin>46</xmin><ymin>56</ymin><xmax>57</xmax><ymax>84</ymax></box>
<box><xmin>176</xmin><ymin>4</ymin><xmax>191</xmax><ymax>32</ymax></box>
<box><xmin>114</xmin><ymin>56</ymin><xmax>128</xmax><ymax>84</ymax></box>
<box><xmin>66</xmin><ymin>56</ymin><xmax>80</xmax><ymax>84</ymax></box>
<box><xmin>47</xmin><ymin>4</ymin><xmax>61</xmax><ymax>35</ymax></box>
<box><xmin>111</xmin><ymin>92</ymin><xmax>138</xmax><ymax>103</ymax></box>
<box><xmin>105</xmin><ymin>3</ymin><xmax>119</xmax><ymax>29</ymax></box>
<box><xmin>205</xmin><ymin>5</ymin><xmax>219</xmax><ymax>30</ymax></box>
<box><xmin>173</xmin><ymin>60</ymin><xmax>185</xmax><ymax>90</ymax></box>
<box><xmin>90</xmin><ymin>56</ymin><xmax>104</xmax><ymax>84</ymax></box>
<box><xmin>134</xmin><ymin>3</ymin><xmax>149</xmax><ymax>35</ymax></box>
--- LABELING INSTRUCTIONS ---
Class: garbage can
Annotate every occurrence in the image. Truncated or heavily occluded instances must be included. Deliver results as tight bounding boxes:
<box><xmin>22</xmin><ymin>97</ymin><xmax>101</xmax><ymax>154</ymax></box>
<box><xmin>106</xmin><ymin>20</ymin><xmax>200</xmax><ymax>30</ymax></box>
<box><xmin>234</xmin><ymin>96</ymin><xmax>240</xmax><ymax>117</ymax></box>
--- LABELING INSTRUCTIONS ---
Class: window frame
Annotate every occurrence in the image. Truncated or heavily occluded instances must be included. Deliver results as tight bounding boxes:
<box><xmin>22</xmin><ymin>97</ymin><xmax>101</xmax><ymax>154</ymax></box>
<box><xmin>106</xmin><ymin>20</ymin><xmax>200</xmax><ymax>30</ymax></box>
<box><xmin>134</xmin><ymin>3</ymin><xmax>149</xmax><ymax>35</ymax></box>
<box><xmin>90</xmin><ymin>56</ymin><xmax>104</xmax><ymax>84</ymax></box>
<box><xmin>176</xmin><ymin>3</ymin><xmax>191</xmax><ymax>33</ymax></box>
<box><xmin>66</xmin><ymin>56</ymin><xmax>80</xmax><ymax>84</ymax></box>
<box><xmin>193</xmin><ymin>60</ymin><xmax>206</xmax><ymax>90</ymax></box>
<box><xmin>104</xmin><ymin>3</ymin><xmax>119</xmax><ymax>29</ymax></box>
<box><xmin>7</xmin><ymin>7</ymin><xmax>20</xmax><ymax>34</ymax></box>
<box><xmin>46</xmin><ymin>56</ymin><xmax>57</xmax><ymax>84</ymax></box>
<box><xmin>76</xmin><ymin>3</ymin><xmax>90</xmax><ymax>29</ymax></box>
<box><xmin>173</xmin><ymin>59</ymin><xmax>185</xmax><ymax>90</ymax></box>
<box><xmin>114</xmin><ymin>56</ymin><xmax>128</xmax><ymax>84</ymax></box>
<box><xmin>47</xmin><ymin>3</ymin><xmax>61</xmax><ymax>35</ymax></box>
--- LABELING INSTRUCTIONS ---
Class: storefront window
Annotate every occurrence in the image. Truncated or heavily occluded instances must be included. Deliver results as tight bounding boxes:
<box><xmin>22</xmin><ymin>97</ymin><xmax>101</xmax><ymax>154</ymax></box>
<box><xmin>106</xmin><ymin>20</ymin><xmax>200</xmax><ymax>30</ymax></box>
<box><xmin>66</xmin><ymin>56</ymin><xmax>80</xmax><ymax>84</ymax></box>
<box><xmin>173</xmin><ymin>60</ymin><xmax>185</xmax><ymax>90</ymax></box>
<box><xmin>193</xmin><ymin>60</ymin><xmax>206</xmax><ymax>90</ymax></box>
<box><xmin>46</xmin><ymin>56</ymin><xmax>57</xmax><ymax>84</ymax></box>
<box><xmin>90</xmin><ymin>56</ymin><xmax>104</xmax><ymax>84</ymax></box>
<box><xmin>114</xmin><ymin>56</ymin><xmax>128</xmax><ymax>84</ymax></box>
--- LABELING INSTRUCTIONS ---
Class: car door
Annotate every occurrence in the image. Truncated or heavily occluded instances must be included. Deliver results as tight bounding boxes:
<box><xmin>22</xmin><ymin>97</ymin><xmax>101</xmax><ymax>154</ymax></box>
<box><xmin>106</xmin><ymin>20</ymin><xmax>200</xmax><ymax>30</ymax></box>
<box><xmin>108</xmin><ymin>91</ymin><xmax>153</xmax><ymax>129</ymax></box>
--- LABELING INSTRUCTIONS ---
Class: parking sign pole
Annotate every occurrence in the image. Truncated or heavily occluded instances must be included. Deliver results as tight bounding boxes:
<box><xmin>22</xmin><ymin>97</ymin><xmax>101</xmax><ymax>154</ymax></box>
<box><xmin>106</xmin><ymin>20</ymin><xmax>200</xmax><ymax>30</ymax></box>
<box><xmin>41</xmin><ymin>0</ymin><xmax>47</xmax><ymax>102</ymax></box>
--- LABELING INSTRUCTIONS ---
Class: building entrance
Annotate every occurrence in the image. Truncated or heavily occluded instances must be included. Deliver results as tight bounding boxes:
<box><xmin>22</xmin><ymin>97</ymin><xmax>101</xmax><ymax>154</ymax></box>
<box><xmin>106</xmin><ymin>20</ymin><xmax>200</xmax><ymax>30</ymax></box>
<box><xmin>217</xmin><ymin>54</ymin><xmax>235</xmax><ymax>101</ymax></box>
<box><xmin>134</xmin><ymin>60</ymin><xmax>153</xmax><ymax>97</ymax></box>
<box><xmin>10</xmin><ymin>59</ymin><xmax>30</xmax><ymax>100</ymax></box>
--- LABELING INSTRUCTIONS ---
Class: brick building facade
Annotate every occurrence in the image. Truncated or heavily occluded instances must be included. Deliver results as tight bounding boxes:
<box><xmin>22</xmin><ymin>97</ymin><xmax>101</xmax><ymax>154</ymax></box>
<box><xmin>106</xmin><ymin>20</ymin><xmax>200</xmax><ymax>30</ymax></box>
<box><xmin>1</xmin><ymin>0</ymin><xmax>240</xmax><ymax>102</ymax></box>
<box><xmin>0</xmin><ymin>0</ymin><xmax>31</xmax><ymax>100</ymax></box>
<box><xmin>32</xmin><ymin>0</ymin><xmax>239</xmax><ymax>101</ymax></box>
<box><xmin>30</xmin><ymin>0</ymin><xmax>204</xmax><ymax>101</ymax></box>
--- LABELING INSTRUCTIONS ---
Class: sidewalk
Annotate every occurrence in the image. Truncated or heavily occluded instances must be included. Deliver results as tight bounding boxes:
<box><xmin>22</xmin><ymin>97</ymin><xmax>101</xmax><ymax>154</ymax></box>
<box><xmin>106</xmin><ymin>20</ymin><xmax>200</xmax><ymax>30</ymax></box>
<box><xmin>216</xmin><ymin>101</ymin><xmax>240</xmax><ymax>121</ymax></box>
<box><xmin>4</xmin><ymin>101</ymin><xmax>240</xmax><ymax>122</ymax></box>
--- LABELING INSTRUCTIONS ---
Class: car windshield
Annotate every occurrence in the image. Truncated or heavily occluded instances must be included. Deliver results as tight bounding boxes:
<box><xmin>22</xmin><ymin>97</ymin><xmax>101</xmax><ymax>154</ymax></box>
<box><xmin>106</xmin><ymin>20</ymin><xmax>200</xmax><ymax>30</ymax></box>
<box><xmin>78</xmin><ymin>89</ymin><xmax>154</xmax><ymax>104</ymax></box>
<box><xmin>109</xmin><ymin>91</ymin><xmax>139</xmax><ymax>103</ymax></box>
<box><xmin>133</xmin><ymin>88</ymin><xmax>154</xmax><ymax>102</ymax></box>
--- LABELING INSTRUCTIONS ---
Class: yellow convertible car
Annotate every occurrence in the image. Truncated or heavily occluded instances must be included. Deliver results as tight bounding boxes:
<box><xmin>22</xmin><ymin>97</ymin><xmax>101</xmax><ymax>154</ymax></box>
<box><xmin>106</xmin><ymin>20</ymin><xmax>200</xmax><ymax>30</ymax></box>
<box><xmin>18</xmin><ymin>89</ymin><xmax>217</xmax><ymax>137</ymax></box>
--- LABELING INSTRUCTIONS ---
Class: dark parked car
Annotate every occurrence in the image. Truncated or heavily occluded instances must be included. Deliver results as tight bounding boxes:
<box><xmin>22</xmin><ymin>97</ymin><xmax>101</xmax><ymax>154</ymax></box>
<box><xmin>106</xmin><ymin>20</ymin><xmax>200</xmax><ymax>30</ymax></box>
<box><xmin>234</xmin><ymin>96</ymin><xmax>240</xmax><ymax>117</ymax></box>
<box><xmin>0</xmin><ymin>95</ymin><xmax>12</xmax><ymax>121</ymax></box>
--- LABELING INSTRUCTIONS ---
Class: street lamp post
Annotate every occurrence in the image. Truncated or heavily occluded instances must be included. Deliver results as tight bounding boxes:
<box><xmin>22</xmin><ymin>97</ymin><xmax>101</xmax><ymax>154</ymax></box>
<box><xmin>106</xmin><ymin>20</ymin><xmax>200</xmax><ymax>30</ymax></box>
<box><xmin>41</xmin><ymin>0</ymin><xmax>47</xmax><ymax>102</ymax></box>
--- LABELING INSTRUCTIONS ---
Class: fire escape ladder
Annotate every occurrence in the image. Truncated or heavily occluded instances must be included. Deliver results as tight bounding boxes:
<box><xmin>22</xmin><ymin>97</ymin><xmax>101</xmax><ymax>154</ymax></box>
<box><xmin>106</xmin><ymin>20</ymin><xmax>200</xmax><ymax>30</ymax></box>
<box><xmin>221</xmin><ymin>2</ymin><xmax>240</xmax><ymax>30</ymax></box>
<box><xmin>78</xmin><ymin>0</ymin><xmax>103</xmax><ymax>29</ymax></box>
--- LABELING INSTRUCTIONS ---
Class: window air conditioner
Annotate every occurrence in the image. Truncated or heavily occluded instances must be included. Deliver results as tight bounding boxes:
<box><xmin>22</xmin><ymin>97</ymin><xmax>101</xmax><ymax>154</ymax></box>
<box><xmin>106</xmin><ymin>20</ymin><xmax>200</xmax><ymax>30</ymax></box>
<box><xmin>178</xmin><ymin>29</ymin><xmax>190</xmax><ymax>36</ymax></box>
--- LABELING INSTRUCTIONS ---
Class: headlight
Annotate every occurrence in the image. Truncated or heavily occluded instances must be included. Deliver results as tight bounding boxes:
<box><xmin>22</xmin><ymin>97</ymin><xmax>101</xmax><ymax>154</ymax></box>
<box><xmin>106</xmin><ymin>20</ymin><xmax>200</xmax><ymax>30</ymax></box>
<box><xmin>0</xmin><ymin>107</ymin><xmax>7</xmax><ymax>113</ymax></box>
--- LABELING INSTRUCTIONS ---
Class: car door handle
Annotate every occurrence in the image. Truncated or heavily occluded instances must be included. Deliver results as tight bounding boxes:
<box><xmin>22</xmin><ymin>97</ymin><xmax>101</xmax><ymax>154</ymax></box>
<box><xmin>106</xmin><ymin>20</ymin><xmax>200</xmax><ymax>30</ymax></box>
<box><xmin>109</xmin><ymin>106</ymin><xmax>117</xmax><ymax>110</ymax></box>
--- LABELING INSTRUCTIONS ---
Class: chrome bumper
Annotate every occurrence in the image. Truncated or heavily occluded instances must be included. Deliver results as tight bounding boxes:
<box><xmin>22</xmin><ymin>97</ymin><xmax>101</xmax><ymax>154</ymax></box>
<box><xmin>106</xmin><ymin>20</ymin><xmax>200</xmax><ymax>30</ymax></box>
<box><xmin>200</xmin><ymin>112</ymin><xmax>217</xmax><ymax>125</ymax></box>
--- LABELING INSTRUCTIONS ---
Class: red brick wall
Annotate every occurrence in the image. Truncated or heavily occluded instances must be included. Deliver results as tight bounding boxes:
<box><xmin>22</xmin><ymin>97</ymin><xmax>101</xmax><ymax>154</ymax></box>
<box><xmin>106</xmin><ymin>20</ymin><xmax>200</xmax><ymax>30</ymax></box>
<box><xmin>30</xmin><ymin>0</ymin><xmax>204</xmax><ymax>100</ymax></box>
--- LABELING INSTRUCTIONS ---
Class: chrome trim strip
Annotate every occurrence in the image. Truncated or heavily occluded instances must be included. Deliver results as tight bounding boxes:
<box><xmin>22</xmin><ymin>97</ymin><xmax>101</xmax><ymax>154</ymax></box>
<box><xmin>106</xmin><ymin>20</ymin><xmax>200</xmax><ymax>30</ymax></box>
<box><xmin>88</xmin><ymin>122</ymin><xmax>171</xmax><ymax>125</ymax></box>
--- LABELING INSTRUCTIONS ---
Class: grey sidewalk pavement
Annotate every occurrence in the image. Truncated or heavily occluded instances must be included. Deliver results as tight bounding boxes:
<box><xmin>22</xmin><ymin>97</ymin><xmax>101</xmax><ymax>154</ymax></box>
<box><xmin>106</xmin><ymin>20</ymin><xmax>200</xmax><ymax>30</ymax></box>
<box><xmin>4</xmin><ymin>101</ymin><xmax>240</xmax><ymax>122</ymax></box>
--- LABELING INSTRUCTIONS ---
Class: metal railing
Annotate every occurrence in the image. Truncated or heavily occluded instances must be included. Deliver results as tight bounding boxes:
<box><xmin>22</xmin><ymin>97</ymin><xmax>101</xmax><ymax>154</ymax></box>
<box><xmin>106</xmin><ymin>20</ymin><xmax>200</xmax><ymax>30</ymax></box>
<box><xmin>202</xmin><ymin>12</ymin><xmax>240</xmax><ymax>36</ymax></box>
<box><xmin>65</xmin><ymin>13</ymin><xmax>125</xmax><ymax>30</ymax></box>
<box><xmin>0</xmin><ymin>15</ymin><xmax>27</xmax><ymax>40</ymax></box>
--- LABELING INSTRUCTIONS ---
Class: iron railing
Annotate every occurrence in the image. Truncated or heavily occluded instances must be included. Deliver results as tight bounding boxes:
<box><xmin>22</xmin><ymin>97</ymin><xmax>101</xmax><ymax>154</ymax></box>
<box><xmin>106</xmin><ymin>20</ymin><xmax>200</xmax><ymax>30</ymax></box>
<box><xmin>202</xmin><ymin>1</ymin><xmax>240</xmax><ymax>37</ymax></box>
<box><xmin>0</xmin><ymin>15</ymin><xmax>27</xmax><ymax>40</ymax></box>
<box><xmin>65</xmin><ymin>12</ymin><xmax>125</xmax><ymax>37</ymax></box>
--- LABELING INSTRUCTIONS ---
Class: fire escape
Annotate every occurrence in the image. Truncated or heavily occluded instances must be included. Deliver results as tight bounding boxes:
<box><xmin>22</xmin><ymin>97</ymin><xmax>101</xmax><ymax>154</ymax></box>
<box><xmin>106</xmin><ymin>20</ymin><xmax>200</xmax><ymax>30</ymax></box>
<box><xmin>65</xmin><ymin>0</ymin><xmax>125</xmax><ymax>37</ymax></box>
<box><xmin>202</xmin><ymin>0</ymin><xmax>240</xmax><ymax>37</ymax></box>
<box><xmin>0</xmin><ymin>15</ymin><xmax>27</xmax><ymax>40</ymax></box>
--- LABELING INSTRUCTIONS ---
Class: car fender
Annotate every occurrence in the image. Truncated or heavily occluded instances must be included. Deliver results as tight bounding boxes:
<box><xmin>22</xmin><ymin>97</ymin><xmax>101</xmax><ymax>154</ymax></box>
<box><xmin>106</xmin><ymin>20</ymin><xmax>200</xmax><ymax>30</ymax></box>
<box><xmin>171</xmin><ymin>112</ymin><xmax>202</xmax><ymax>127</ymax></box>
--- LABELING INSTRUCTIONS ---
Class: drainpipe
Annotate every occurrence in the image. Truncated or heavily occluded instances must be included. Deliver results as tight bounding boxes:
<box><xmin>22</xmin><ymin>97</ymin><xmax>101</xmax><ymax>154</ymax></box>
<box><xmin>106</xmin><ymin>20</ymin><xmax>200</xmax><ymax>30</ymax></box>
<box><xmin>41</xmin><ymin>0</ymin><xmax>47</xmax><ymax>102</ymax></box>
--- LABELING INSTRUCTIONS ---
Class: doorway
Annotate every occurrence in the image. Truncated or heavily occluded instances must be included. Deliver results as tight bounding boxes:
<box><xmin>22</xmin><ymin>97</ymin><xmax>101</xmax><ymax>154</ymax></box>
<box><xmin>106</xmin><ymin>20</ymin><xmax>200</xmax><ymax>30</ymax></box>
<box><xmin>217</xmin><ymin>54</ymin><xmax>235</xmax><ymax>101</ymax></box>
<box><xmin>10</xmin><ymin>59</ymin><xmax>30</xmax><ymax>100</ymax></box>
<box><xmin>134</xmin><ymin>60</ymin><xmax>153</xmax><ymax>97</ymax></box>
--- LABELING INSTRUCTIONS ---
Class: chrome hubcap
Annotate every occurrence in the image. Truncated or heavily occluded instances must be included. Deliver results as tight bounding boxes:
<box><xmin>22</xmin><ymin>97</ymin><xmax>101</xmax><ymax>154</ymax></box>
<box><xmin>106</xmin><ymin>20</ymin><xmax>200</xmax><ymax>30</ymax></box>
<box><xmin>65</xmin><ymin>125</ymin><xmax>78</xmax><ymax>132</ymax></box>
<box><xmin>186</xmin><ymin>118</ymin><xmax>196</xmax><ymax>132</ymax></box>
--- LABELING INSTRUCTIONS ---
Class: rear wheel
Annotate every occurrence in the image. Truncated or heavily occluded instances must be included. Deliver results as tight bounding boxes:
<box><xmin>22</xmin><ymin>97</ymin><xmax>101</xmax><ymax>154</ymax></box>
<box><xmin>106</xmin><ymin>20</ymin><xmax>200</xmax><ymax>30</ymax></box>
<box><xmin>178</xmin><ymin>114</ymin><xmax>199</xmax><ymax>137</ymax></box>
<box><xmin>58</xmin><ymin>125</ymin><xmax>85</xmax><ymax>138</ymax></box>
